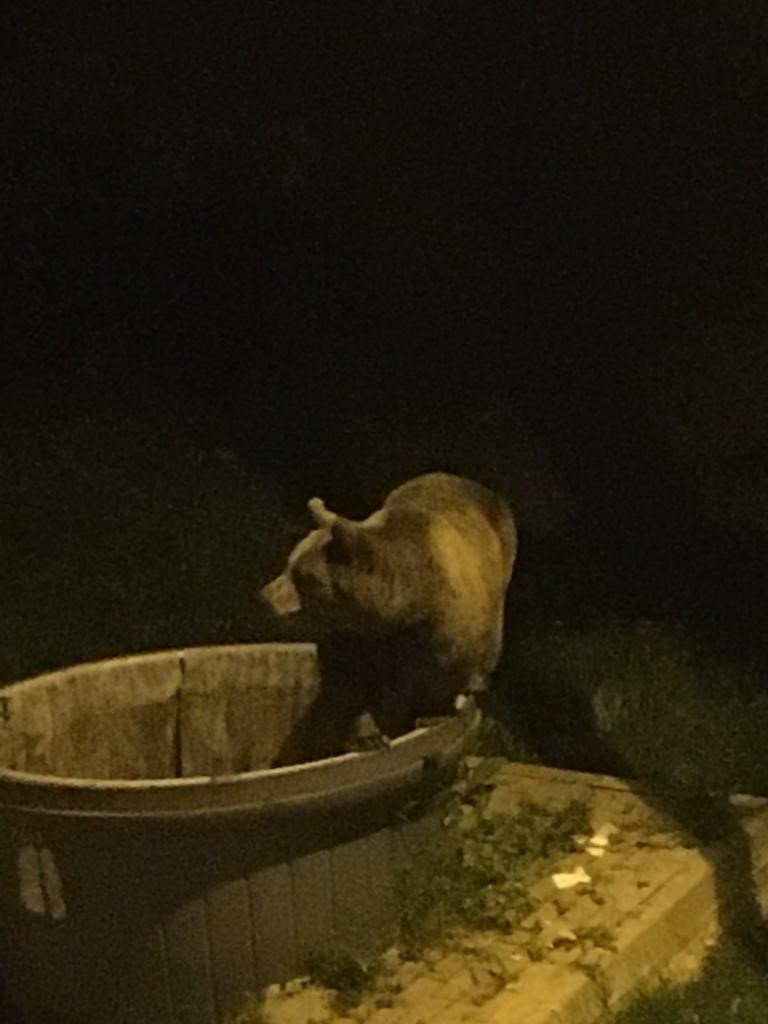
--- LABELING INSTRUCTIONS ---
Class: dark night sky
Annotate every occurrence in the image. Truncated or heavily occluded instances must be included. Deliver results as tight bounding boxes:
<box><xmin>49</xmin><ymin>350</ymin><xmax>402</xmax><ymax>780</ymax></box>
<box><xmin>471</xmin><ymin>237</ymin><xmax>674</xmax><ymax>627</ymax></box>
<box><xmin>3</xmin><ymin>1</ymin><xmax>768</xmax><ymax>627</ymax></box>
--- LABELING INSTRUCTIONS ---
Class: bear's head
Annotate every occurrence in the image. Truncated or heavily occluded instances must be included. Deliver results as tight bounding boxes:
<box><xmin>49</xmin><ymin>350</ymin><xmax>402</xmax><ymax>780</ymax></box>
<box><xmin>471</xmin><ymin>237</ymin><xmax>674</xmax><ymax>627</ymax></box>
<box><xmin>259</xmin><ymin>497</ymin><xmax>389</xmax><ymax>628</ymax></box>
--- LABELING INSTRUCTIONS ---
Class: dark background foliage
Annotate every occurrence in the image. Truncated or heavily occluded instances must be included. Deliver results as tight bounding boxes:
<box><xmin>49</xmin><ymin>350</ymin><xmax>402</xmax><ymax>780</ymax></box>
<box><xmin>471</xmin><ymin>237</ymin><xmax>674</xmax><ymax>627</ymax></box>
<box><xmin>2</xmin><ymin>0</ymin><xmax>767</xmax><ymax>672</ymax></box>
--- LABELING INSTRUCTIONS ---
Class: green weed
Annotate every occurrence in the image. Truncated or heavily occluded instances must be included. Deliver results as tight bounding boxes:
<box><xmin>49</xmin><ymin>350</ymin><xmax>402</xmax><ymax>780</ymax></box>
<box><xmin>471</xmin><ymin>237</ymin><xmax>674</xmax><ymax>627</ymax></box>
<box><xmin>303</xmin><ymin>949</ymin><xmax>379</xmax><ymax>1012</ymax></box>
<box><xmin>399</xmin><ymin>761</ymin><xmax>589</xmax><ymax>952</ymax></box>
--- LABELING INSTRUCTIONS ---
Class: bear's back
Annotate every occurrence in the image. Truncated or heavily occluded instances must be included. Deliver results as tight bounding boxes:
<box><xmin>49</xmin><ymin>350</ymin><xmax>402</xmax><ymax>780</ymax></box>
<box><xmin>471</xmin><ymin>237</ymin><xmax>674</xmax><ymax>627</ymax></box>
<box><xmin>384</xmin><ymin>473</ymin><xmax>516</xmax><ymax>579</ymax></box>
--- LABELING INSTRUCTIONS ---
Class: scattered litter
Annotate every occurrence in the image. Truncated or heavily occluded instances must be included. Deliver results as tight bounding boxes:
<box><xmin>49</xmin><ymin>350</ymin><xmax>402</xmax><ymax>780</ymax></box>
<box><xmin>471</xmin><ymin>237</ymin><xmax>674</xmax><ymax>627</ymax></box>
<box><xmin>590</xmin><ymin>823</ymin><xmax>619</xmax><ymax>845</ymax></box>
<box><xmin>585</xmin><ymin>822</ymin><xmax>619</xmax><ymax>857</ymax></box>
<box><xmin>552</xmin><ymin>865</ymin><xmax>592</xmax><ymax>889</ymax></box>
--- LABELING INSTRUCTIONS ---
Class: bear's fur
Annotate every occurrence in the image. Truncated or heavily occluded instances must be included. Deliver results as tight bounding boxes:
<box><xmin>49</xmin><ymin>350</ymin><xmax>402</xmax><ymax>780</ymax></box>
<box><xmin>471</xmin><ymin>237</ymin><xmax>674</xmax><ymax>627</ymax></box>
<box><xmin>260</xmin><ymin>472</ymin><xmax>517</xmax><ymax>754</ymax></box>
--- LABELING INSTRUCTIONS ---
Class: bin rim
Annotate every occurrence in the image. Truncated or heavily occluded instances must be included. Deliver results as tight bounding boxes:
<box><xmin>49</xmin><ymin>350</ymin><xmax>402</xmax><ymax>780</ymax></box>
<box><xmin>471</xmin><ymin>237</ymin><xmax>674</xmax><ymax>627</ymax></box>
<box><xmin>0</xmin><ymin>639</ymin><xmax>481</xmax><ymax>820</ymax></box>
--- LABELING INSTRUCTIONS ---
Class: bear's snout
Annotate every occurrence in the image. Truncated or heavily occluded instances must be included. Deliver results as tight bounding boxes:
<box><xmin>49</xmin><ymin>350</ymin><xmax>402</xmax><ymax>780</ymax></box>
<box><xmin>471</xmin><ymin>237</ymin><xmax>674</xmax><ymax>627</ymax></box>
<box><xmin>260</xmin><ymin>574</ymin><xmax>302</xmax><ymax>616</ymax></box>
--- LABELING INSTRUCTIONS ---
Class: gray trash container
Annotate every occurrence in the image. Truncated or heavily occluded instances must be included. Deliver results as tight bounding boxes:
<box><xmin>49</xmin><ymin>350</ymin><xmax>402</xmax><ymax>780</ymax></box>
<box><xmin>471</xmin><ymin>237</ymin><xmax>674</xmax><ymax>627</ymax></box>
<box><xmin>0</xmin><ymin>643</ymin><xmax>479</xmax><ymax>1024</ymax></box>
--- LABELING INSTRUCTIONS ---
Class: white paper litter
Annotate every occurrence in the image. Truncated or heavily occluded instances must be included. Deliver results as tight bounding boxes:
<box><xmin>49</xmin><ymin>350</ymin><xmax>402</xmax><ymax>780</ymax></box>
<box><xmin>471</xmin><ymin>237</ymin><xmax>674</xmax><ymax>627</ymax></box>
<box><xmin>591</xmin><ymin>823</ymin><xmax>619</xmax><ymax>843</ymax></box>
<box><xmin>552</xmin><ymin>865</ymin><xmax>592</xmax><ymax>889</ymax></box>
<box><xmin>585</xmin><ymin>822</ymin><xmax>619</xmax><ymax>856</ymax></box>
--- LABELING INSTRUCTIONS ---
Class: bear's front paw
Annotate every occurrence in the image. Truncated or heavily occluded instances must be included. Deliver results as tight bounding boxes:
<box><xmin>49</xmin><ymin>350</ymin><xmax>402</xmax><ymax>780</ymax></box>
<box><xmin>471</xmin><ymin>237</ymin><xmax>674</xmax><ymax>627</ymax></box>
<box><xmin>454</xmin><ymin>692</ymin><xmax>477</xmax><ymax>715</ymax></box>
<box><xmin>346</xmin><ymin>711</ymin><xmax>391</xmax><ymax>753</ymax></box>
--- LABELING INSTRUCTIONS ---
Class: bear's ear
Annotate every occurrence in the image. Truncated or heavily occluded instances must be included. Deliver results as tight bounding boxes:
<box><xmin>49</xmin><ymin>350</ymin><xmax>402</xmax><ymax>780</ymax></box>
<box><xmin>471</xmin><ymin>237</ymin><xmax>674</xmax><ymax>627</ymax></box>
<box><xmin>309</xmin><ymin>496</ymin><xmax>377</xmax><ymax>566</ymax></box>
<box><xmin>328</xmin><ymin>515</ymin><xmax>357</xmax><ymax>551</ymax></box>
<box><xmin>327</xmin><ymin>516</ymin><xmax>372</xmax><ymax>566</ymax></box>
<box><xmin>308</xmin><ymin>496</ymin><xmax>337</xmax><ymax>528</ymax></box>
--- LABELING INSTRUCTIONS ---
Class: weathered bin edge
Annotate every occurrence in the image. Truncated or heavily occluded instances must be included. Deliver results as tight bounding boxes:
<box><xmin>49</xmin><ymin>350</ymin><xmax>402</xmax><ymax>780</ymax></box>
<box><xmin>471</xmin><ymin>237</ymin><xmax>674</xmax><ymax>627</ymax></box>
<box><xmin>0</xmin><ymin>642</ymin><xmax>318</xmax><ymax>700</ymax></box>
<box><xmin>0</xmin><ymin>642</ymin><xmax>480</xmax><ymax>819</ymax></box>
<box><xmin>0</xmin><ymin>710</ymin><xmax>481</xmax><ymax>820</ymax></box>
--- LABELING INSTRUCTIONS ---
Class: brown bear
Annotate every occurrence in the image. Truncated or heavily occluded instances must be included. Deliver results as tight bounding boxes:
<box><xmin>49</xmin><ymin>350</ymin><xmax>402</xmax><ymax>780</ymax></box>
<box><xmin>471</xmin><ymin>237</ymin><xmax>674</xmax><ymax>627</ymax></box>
<box><xmin>260</xmin><ymin>472</ymin><xmax>517</xmax><ymax>755</ymax></box>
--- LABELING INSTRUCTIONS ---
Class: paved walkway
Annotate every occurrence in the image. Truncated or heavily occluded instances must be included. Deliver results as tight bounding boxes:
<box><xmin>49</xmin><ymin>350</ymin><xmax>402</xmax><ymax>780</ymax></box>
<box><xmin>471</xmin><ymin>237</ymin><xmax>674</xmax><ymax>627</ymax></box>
<box><xmin>261</xmin><ymin>761</ymin><xmax>768</xmax><ymax>1024</ymax></box>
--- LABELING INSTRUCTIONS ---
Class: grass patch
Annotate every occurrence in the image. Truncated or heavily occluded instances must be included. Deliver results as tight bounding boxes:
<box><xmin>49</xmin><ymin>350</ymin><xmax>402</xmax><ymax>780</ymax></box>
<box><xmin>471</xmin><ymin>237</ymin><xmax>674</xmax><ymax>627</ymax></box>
<box><xmin>0</xmin><ymin>411</ymin><xmax>294</xmax><ymax>683</ymax></box>
<box><xmin>399</xmin><ymin>758</ymin><xmax>589</xmax><ymax>953</ymax></box>
<box><xmin>609</xmin><ymin>942</ymin><xmax>768</xmax><ymax>1023</ymax></box>
<box><xmin>500</xmin><ymin>616</ymin><xmax>768</xmax><ymax>793</ymax></box>
<box><xmin>303</xmin><ymin>949</ymin><xmax>380</xmax><ymax>1013</ymax></box>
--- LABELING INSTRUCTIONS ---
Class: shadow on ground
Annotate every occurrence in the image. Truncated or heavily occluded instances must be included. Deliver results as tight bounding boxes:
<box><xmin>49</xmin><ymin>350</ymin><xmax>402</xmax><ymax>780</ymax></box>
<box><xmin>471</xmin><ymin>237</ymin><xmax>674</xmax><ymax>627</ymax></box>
<box><xmin>501</xmin><ymin>674</ymin><xmax>768</xmax><ymax>982</ymax></box>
